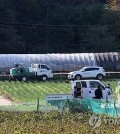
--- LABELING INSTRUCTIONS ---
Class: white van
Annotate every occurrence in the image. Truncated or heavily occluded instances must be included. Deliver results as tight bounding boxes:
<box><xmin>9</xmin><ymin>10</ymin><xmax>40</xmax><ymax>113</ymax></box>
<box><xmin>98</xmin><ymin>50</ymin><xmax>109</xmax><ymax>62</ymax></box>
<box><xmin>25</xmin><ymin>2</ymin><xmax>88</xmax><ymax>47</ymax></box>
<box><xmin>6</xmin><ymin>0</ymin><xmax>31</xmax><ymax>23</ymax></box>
<box><xmin>71</xmin><ymin>80</ymin><xmax>112</xmax><ymax>100</ymax></box>
<box><xmin>46</xmin><ymin>80</ymin><xmax>112</xmax><ymax>104</ymax></box>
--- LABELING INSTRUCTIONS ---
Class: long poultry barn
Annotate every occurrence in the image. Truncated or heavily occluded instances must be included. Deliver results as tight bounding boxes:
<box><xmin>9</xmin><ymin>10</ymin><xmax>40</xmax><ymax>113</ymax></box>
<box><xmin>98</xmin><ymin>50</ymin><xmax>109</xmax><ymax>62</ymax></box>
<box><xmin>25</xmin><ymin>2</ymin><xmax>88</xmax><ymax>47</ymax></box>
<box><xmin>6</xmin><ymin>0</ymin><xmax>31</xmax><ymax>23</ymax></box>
<box><xmin>0</xmin><ymin>52</ymin><xmax>119</xmax><ymax>74</ymax></box>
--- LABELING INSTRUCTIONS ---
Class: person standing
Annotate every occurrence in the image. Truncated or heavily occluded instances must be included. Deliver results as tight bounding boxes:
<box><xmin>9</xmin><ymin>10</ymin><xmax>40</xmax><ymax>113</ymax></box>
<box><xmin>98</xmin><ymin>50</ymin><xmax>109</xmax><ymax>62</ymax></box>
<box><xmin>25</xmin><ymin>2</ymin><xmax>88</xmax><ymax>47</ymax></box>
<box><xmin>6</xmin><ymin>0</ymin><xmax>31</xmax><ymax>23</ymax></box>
<box><xmin>73</xmin><ymin>86</ymin><xmax>82</xmax><ymax>98</ymax></box>
<box><xmin>115</xmin><ymin>82</ymin><xmax>120</xmax><ymax>103</ymax></box>
<box><xmin>93</xmin><ymin>85</ymin><xmax>103</xmax><ymax>99</ymax></box>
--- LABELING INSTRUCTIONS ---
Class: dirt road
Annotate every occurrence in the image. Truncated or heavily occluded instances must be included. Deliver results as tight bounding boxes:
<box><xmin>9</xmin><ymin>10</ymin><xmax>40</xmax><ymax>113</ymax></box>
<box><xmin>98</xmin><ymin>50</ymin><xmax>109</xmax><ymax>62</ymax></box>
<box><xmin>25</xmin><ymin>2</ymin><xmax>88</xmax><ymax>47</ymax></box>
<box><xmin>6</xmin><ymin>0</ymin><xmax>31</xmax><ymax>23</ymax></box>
<box><xmin>0</xmin><ymin>96</ymin><xmax>13</xmax><ymax>106</ymax></box>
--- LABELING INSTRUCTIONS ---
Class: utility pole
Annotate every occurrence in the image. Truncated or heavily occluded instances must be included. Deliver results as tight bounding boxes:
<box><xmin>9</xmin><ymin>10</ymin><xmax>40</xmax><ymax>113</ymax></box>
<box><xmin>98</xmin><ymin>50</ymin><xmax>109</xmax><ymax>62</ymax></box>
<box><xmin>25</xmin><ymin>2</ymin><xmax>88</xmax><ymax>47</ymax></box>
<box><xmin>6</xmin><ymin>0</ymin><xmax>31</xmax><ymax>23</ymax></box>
<box><xmin>46</xmin><ymin>0</ymin><xmax>49</xmax><ymax>52</ymax></box>
<box><xmin>46</xmin><ymin>10</ymin><xmax>48</xmax><ymax>50</ymax></box>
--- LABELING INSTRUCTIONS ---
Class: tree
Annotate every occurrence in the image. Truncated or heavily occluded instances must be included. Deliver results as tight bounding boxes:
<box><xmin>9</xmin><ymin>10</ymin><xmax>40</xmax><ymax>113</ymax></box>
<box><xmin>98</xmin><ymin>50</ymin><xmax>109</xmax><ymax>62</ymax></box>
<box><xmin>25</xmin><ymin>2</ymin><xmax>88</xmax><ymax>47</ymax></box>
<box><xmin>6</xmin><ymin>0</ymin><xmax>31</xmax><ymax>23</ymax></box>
<box><xmin>0</xmin><ymin>1</ymin><xmax>24</xmax><ymax>53</ymax></box>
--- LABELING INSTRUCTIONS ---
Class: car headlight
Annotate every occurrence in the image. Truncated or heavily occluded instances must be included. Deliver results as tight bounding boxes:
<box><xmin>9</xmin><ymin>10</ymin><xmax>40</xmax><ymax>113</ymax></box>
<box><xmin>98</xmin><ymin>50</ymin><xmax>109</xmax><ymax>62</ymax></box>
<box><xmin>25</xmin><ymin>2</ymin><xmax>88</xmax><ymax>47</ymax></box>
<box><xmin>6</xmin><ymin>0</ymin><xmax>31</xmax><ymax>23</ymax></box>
<box><xmin>68</xmin><ymin>74</ymin><xmax>73</xmax><ymax>78</ymax></box>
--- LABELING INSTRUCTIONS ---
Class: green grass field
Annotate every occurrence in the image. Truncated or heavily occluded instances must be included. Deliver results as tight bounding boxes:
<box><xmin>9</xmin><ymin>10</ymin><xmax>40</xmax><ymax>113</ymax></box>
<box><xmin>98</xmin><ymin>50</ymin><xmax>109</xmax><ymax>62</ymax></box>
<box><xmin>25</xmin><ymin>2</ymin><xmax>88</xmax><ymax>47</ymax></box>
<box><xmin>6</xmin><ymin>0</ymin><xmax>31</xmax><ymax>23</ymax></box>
<box><xmin>0</xmin><ymin>79</ymin><xmax>119</xmax><ymax>102</ymax></box>
<box><xmin>0</xmin><ymin>80</ymin><xmax>71</xmax><ymax>102</ymax></box>
<box><xmin>0</xmin><ymin>78</ymin><xmax>119</xmax><ymax>112</ymax></box>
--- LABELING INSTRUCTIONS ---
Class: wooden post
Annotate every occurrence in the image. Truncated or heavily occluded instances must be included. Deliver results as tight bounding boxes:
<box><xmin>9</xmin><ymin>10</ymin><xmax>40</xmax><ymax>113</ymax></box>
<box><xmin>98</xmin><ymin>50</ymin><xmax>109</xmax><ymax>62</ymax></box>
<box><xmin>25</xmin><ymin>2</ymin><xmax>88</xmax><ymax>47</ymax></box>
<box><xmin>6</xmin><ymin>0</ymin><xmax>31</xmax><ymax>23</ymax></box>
<box><xmin>37</xmin><ymin>98</ymin><xmax>39</xmax><ymax>111</ymax></box>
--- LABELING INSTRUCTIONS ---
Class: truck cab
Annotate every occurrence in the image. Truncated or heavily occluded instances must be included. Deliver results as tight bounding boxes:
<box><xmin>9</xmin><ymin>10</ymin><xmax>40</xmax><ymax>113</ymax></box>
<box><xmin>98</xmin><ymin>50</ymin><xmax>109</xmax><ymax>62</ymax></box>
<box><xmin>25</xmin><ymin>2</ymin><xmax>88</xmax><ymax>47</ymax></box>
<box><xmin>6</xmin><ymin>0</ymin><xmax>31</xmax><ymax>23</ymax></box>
<box><xmin>31</xmin><ymin>64</ymin><xmax>53</xmax><ymax>81</ymax></box>
<box><xmin>71</xmin><ymin>80</ymin><xmax>112</xmax><ymax>100</ymax></box>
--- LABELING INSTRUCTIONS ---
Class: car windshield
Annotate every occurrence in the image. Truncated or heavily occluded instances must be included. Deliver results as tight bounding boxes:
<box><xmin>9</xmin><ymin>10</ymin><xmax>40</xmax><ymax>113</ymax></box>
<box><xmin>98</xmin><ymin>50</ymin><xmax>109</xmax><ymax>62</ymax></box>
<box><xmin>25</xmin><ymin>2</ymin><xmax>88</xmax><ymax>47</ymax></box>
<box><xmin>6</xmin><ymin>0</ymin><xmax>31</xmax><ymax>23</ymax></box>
<box><xmin>80</xmin><ymin>67</ymin><xmax>86</xmax><ymax>71</ymax></box>
<box><xmin>90</xmin><ymin>81</ymin><xmax>105</xmax><ymax>90</ymax></box>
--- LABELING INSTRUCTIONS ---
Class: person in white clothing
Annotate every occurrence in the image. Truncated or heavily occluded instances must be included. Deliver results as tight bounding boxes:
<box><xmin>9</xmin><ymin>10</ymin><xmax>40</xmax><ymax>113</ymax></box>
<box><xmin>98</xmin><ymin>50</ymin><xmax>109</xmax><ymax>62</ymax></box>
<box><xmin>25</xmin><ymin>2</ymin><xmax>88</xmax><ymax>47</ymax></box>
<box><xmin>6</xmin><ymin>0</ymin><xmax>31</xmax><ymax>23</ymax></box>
<box><xmin>115</xmin><ymin>82</ymin><xmax>120</xmax><ymax>104</ymax></box>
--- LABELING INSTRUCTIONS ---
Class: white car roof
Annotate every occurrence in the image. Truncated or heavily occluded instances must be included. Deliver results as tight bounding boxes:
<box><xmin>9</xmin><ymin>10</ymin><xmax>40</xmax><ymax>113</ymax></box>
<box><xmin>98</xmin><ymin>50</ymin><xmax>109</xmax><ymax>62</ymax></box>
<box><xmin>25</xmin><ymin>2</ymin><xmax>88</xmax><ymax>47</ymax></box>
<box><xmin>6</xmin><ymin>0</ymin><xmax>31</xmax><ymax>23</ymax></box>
<box><xmin>82</xmin><ymin>66</ymin><xmax>103</xmax><ymax>69</ymax></box>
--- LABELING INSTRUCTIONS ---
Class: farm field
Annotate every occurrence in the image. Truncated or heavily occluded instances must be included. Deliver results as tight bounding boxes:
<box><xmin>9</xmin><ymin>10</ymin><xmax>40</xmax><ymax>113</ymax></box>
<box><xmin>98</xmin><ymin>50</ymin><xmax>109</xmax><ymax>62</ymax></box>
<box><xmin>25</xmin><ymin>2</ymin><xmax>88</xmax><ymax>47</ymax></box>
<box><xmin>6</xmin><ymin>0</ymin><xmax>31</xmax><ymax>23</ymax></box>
<box><xmin>0</xmin><ymin>79</ymin><xmax>119</xmax><ymax>102</ymax></box>
<box><xmin>0</xmin><ymin>80</ymin><xmax>71</xmax><ymax>102</ymax></box>
<box><xmin>0</xmin><ymin>79</ymin><xmax>120</xmax><ymax>134</ymax></box>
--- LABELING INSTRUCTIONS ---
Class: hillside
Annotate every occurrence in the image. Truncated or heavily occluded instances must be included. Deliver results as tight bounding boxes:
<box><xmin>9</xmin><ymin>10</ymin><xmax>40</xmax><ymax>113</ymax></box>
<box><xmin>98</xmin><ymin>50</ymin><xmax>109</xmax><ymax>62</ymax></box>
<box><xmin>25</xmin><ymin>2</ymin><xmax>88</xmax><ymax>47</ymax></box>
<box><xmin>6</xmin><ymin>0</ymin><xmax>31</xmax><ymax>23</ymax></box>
<box><xmin>0</xmin><ymin>0</ymin><xmax>120</xmax><ymax>53</ymax></box>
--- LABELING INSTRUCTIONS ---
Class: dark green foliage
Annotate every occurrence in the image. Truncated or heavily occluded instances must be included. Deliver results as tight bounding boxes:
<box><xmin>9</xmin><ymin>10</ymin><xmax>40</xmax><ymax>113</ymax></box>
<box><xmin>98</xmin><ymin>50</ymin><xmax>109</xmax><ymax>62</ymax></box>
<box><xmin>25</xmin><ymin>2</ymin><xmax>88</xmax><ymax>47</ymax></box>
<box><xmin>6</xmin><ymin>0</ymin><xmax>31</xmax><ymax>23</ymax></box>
<box><xmin>0</xmin><ymin>0</ymin><xmax>120</xmax><ymax>53</ymax></box>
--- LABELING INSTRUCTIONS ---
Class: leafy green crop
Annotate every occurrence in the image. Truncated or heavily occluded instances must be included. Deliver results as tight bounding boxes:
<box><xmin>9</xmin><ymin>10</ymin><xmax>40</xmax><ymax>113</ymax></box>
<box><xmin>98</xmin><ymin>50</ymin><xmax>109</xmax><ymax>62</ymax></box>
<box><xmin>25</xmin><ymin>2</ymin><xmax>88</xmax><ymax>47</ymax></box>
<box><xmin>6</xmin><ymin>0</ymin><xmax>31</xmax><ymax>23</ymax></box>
<box><xmin>0</xmin><ymin>80</ymin><xmax>71</xmax><ymax>102</ymax></box>
<box><xmin>0</xmin><ymin>79</ymin><xmax>119</xmax><ymax>102</ymax></box>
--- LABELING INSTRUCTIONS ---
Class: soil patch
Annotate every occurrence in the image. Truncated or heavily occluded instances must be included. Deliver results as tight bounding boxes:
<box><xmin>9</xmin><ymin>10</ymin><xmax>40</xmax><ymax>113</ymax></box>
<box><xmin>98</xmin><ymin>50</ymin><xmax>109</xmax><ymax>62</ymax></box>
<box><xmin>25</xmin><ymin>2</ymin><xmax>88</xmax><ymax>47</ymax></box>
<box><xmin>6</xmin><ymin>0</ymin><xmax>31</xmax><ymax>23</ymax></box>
<box><xmin>0</xmin><ymin>96</ymin><xmax>13</xmax><ymax>106</ymax></box>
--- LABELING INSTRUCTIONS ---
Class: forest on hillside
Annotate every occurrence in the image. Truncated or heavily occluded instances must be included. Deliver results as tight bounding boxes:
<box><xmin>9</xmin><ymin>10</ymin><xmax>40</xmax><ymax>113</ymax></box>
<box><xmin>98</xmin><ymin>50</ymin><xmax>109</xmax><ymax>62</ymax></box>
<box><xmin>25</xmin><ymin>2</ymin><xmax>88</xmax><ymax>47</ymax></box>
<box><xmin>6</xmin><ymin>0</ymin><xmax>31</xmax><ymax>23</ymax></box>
<box><xmin>0</xmin><ymin>0</ymin><xmax>120</xmax><ymax>53</ymax></box>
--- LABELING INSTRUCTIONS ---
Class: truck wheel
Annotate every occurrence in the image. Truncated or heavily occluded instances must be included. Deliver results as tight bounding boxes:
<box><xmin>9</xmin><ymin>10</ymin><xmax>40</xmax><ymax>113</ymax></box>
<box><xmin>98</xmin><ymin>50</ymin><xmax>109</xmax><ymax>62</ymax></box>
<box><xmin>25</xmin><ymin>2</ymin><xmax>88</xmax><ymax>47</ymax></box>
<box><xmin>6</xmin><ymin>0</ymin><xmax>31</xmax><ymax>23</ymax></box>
<box><xmin>74</xmin><ymin>74</ymin><xmax>82</xmax><ymax>80</ymax></box>
<box><xmin>21</xmin><ymin>77</ymin><xmax>27</xmax><ymax>82</ymax></box>
<box><xmin>96</xmin><ymin>74</ymin><xmax>103</xmax><ymax>80</ymax></box>
<box><xmin>42</xmin><ymin>75</ymin><xmax>47</xmax><ymax>81</ymax></box>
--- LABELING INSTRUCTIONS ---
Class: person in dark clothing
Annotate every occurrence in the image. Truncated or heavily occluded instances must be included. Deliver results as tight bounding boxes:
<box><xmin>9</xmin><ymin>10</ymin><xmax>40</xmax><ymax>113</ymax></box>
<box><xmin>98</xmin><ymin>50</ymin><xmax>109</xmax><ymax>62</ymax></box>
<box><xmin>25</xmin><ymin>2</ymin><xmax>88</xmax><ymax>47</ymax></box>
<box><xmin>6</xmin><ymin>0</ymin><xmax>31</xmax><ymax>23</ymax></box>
<box><xmin>107</xmin><ymin>84</ymin><xmax>112</xmax><ymax>93</ymax></box>
<box><xmin>73</xmin><ymin>86</ymin><xmax>82</xmax><ymax>98</ymax></box>
<box><xmin>93</xmin><ymin>85</ymin><xmax>103</xmax><ymax>99</ymax></box>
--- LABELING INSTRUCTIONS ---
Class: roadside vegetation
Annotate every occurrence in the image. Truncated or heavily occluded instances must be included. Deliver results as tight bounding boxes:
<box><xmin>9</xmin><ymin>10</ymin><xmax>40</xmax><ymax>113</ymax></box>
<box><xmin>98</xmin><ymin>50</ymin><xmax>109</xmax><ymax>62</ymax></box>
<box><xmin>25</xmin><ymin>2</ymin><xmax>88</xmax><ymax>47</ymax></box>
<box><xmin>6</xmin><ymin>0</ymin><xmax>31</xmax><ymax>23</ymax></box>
<box><xmin>0</xmin><ymin>111</ymin><xmax>120</xmax><ymax>134</ymax></box>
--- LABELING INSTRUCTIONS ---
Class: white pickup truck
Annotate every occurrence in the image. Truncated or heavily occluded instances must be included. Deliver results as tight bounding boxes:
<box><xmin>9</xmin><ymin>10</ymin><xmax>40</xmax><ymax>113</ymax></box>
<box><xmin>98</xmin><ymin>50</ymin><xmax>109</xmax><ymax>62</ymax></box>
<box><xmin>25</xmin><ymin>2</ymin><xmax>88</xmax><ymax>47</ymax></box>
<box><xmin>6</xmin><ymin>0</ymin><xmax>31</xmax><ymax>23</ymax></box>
<box><xmin>46</xmin><ymin>80</ymin><xmax>112</xmax><ymax>102</ymax></box>
<box><xmin>10</xmin><ymin>63</ymin><xmax>53</xmax><ymax>81</ymax></box>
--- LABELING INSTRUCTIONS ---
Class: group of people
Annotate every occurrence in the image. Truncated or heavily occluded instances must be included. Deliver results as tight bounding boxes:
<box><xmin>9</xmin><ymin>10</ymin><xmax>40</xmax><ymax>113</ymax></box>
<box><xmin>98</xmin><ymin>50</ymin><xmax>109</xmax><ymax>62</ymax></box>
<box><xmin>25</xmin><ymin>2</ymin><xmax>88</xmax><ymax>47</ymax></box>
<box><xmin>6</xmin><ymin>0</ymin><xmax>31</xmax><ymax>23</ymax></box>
<box><xmin>73</xmin><ymin>82</ymin><xmax>120</xmax><ymax>101</ymax></box>
<box><xmin>73</xmin><ymin>84</ymin><xmax>103</xmax><ymax>99</ymax></box>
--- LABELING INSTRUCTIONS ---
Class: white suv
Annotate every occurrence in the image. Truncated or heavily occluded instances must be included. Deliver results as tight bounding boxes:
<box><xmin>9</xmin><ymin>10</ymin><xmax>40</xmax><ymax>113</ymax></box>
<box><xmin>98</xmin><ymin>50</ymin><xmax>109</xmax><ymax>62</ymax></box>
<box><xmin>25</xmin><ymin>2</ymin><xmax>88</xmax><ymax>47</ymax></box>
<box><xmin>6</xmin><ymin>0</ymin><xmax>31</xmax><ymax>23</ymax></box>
<box><xmin>68</xmin><ymin>66</ymin><xmax>106</xmax><ymax>80</ymax></box>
